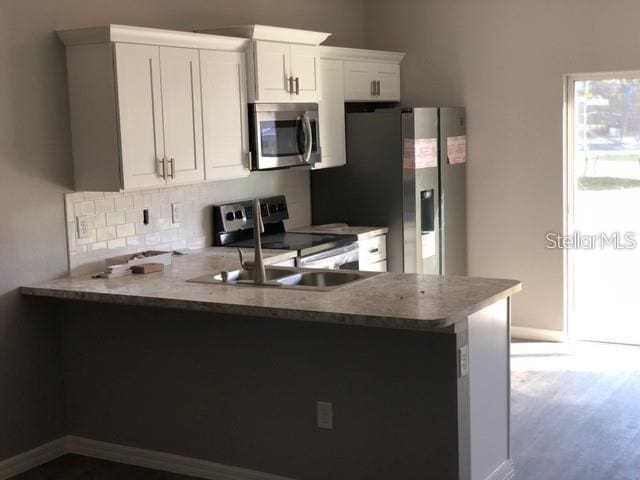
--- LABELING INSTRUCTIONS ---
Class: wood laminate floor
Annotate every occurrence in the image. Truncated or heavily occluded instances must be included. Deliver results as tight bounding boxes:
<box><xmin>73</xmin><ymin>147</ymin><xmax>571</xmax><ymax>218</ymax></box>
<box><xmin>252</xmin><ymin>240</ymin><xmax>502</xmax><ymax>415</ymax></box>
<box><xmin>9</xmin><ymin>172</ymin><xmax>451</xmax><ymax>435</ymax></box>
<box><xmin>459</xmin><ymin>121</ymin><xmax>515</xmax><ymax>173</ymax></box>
<box><xmin>512</xmin><ymin>341</ymin><xmax>640</xmax><ymax>480</ymax></box>
<box><xmin>10</xmin><ymin>341</ymin><xmax>640</xmax><ymax>479</ymax></box>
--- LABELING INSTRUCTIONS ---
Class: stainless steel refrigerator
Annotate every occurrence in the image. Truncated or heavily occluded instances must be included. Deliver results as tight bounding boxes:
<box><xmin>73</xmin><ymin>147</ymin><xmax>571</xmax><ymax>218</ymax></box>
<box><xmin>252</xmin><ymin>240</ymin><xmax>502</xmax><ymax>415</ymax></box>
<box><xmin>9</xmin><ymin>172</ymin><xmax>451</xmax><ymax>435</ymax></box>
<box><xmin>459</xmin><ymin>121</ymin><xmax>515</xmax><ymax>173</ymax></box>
<box><xmin>311</xmin><ymin>107</ymin><xmax>467</xmax><ymax>275</ymax></box>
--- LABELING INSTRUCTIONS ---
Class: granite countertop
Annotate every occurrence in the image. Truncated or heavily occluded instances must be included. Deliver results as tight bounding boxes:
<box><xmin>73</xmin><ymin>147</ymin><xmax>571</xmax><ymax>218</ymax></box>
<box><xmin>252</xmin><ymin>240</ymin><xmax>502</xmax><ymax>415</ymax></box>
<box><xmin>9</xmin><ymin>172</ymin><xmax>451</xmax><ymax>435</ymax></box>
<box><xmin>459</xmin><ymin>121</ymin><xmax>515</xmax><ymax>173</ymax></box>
<box><xmin>21</xmin><ymin>247</ymin><xmax>521</xmax><ymax>332</ymax></box>
<box><xmin>290</xmin><ymin>225</ymin><xmax>388</xmax><ymax>240</ymax></box>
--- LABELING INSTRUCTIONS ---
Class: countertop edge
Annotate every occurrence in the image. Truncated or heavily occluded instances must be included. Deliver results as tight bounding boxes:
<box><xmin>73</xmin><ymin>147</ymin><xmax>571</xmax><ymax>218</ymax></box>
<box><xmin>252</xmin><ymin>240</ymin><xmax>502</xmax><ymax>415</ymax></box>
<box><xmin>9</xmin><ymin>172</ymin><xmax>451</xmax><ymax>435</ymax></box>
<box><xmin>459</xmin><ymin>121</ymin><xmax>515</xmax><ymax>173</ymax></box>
<box><xmin>20</xmin><ymin>280</ymin><xmax>521</xmax><ymax>333</ymax></box>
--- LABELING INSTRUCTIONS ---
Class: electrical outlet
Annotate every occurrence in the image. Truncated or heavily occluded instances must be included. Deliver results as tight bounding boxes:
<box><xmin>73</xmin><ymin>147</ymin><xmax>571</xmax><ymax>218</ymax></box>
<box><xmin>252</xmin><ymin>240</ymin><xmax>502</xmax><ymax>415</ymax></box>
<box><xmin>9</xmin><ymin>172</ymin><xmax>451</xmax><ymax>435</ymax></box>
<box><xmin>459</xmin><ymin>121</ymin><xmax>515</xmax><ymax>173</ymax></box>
<box><xmin>171</xmin><ymin>203</ymin><xmax>183</xmax><ymax>224</ymax></box>
<box><xmin>76</xmin><ymin>216</ymin><xmax>90</xmax><ymax>239</ymax></box>
<box><xmin>317</xmin><ymin>401</ymin><xmax>333</xmax><ymax>430</ymax></box>
<box><xmin>458</xmin><ymin>345</ymin><xmax>469</xmax><ymax>378</ymax></box>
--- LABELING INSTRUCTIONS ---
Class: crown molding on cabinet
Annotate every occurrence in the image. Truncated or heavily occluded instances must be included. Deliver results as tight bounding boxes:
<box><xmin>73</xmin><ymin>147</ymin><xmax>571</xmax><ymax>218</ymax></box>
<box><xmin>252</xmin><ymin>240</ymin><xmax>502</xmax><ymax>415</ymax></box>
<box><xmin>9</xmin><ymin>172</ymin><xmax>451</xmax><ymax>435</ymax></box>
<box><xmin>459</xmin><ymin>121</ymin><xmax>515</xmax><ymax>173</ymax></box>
<box><xmin>57</xmin><ymin>24</ymin><xmax>249</xmax><ymax>51</ymax></box>
<box><xmin>319</xmin><ymin>46</ymin><xmax>406</xmax><ymax>64</ymax></box>
<box><xmin>198</xmin><ymin>24</ymin><xmax>331</xmax><ymax>46</ymax></box>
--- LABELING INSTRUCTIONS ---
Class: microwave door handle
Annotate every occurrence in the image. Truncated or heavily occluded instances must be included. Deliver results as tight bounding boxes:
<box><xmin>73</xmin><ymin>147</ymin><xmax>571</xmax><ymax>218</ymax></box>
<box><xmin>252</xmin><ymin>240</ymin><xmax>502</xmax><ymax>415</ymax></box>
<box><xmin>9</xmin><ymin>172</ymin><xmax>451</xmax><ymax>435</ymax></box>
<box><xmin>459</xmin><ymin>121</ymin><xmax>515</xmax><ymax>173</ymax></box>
<box><xmin>302</xmin><ymin>113</ymin><xmax>313</xmax><ymax>163</ymax></box>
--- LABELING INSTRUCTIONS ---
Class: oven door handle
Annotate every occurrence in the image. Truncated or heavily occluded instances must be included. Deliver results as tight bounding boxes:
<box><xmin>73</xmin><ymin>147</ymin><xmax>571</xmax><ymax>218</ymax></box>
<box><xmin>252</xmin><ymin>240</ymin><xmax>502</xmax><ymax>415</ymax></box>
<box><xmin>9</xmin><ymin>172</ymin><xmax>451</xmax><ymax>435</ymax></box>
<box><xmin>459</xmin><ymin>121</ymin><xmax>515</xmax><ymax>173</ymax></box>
<box><xmin>301</xmin><ymin>113</ymin><xmax>313</xmax><ymax>164</ymax></box>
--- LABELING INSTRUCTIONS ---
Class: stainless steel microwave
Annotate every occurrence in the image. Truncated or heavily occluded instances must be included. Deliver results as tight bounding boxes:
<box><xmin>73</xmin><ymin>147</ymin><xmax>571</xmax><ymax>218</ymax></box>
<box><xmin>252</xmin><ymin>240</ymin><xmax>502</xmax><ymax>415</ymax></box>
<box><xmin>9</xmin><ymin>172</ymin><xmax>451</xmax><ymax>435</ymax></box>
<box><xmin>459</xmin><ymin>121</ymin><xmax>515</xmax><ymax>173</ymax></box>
<box><xmin>248</xmin><ymin>103</ymin><xmax>320</xmax><ymax>170</ymax></box>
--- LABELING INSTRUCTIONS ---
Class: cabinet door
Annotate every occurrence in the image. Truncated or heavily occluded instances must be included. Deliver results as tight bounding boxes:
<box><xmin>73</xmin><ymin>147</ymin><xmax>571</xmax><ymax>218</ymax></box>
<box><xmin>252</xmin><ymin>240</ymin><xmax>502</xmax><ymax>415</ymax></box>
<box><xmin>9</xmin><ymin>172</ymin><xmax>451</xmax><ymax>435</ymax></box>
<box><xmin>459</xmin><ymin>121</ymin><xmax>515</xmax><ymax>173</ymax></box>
<box><xmin>159</xmin><ymin>47</ymin><xmax>205</xmax><ymax>185</ymax></box>
<box><xmin>200</xmin><ymin>50</ymin><xmax>250</xmax><ymax>181</ymax></box>
<box><xmin>254</xmin><ymin>41</ymin><xmax>292</xmax><ymax>102</ymax></box>
<box><xmin>343</xmin><ymin>61</ymin><xmax>375</xmax><ymax>101</ymax></box>
<box><xmin>314</xmin><ymin>59</ymin><xmax>345</xmax><ymax>170</ymax></box>
<box><xmin>114</xmin><ymin>43</ymin><xmax>167</xmax><ymax>189</ymax></box>
<box><xmin>290</xmin><ymin>44</ymin><xmax>320</xmax><ymax>102</ymax></box>
<box><xmin>374</xmin><ymin>63</ymin><xmax>401</xmax><ymax>101</ymax></box>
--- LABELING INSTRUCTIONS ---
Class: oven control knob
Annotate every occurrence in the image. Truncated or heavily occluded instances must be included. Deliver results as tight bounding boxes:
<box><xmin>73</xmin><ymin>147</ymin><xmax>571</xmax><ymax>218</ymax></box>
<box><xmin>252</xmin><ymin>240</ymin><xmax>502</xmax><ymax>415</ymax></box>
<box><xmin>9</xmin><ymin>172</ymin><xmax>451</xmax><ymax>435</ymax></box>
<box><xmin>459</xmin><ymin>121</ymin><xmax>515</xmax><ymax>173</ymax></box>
<box><xmin>260</xmin><ymin>204</ymin><xmax>268</xmax><ymax>217</ymax></box>
<box><xmin>269</xmin><ymin>204</ymin><xmax>277</xmax><ymax>213</ymax></box>
<box><xmin>277</xmin><ymin>203</ymin><xmax>286</xmax><ymax>212</ymax></box>
<box><xmin>225</xmin><ymin>212</ymin><xmax>235</xmax><ymax>221</ymax></box>
<box><xmin>234</xmin><ymin>210</ymin><xmax>243</xmax><ymax>220</ymax></box>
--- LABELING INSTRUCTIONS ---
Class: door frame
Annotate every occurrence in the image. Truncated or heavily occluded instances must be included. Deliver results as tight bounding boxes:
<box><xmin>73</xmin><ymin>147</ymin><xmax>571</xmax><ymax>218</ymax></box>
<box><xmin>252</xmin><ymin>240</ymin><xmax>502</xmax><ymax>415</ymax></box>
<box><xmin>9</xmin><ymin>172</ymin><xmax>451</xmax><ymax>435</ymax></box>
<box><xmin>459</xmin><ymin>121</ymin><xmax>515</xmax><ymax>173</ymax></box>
<box><xmin>564</xmin><ymin>70</ymin><xmax>640</xmax><ymax>342</ymax></box>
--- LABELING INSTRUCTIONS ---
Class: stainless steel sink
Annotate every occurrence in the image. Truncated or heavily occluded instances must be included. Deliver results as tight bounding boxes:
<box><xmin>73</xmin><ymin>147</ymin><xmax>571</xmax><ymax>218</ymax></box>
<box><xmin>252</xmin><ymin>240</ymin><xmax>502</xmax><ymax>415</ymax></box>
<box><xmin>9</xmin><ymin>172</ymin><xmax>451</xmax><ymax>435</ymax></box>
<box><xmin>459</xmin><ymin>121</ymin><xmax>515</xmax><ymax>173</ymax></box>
<box><xmin>187</xmin><ymin>266</ymin><xmax>296</xmax><ymax>285</ymax></box>
<box><xmin>277</xmin><ymin>271</ymin><xmax>367</xmax><ymax>289</ymax></box>
<box><xmin>187</xmin><ymin>267</ymin><xmax>380</xmax><ymax>291</ymax></box>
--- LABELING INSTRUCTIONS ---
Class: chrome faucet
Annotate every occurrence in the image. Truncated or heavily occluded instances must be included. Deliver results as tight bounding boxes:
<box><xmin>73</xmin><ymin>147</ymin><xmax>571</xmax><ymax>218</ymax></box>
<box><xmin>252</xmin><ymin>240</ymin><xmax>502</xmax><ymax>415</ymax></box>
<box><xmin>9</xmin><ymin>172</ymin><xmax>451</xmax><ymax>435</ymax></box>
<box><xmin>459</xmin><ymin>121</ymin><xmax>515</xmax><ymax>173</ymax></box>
<box><xmin>234</xmin><ymin>199</ymin><xmax>266</xmax><ymax>284</ymax></box>
<box><xmin>252</xmin><ymin>198</ymin><xmax>266</xmax><ymax>284</ymax></box>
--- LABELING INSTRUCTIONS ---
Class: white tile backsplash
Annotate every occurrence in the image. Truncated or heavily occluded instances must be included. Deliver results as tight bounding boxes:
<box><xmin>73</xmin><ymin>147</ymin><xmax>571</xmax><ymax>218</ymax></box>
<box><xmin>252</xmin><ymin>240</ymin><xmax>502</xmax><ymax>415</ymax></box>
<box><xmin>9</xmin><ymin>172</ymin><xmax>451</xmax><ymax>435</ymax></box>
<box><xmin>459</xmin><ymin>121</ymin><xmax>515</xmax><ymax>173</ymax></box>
<box><xmin>64</xmin><ymin>169</ymin><xmax>312</xmax><ymax>275</ymax></box>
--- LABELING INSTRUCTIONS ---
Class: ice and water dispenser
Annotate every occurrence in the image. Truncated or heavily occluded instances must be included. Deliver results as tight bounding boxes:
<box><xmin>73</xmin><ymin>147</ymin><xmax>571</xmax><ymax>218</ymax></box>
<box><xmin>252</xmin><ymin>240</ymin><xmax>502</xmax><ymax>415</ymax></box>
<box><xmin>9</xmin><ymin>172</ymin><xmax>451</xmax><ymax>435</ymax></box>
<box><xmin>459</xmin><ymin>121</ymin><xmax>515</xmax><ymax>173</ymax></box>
<box><xmin>420</xmin><ymin>189</ymin><xmax>437</xmax><ymax>269</ymax></box>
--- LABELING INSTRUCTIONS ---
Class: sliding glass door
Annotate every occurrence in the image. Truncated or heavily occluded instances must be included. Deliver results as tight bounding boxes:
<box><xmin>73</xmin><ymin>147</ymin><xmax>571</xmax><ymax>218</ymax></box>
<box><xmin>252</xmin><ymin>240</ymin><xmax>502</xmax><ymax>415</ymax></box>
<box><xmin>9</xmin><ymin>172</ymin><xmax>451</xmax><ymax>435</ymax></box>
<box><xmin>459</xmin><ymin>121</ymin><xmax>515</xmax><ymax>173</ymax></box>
<box><xmin>567</xmin><ymin>74</ymin><xmax>640</xmax><ymax>345</ymax></box>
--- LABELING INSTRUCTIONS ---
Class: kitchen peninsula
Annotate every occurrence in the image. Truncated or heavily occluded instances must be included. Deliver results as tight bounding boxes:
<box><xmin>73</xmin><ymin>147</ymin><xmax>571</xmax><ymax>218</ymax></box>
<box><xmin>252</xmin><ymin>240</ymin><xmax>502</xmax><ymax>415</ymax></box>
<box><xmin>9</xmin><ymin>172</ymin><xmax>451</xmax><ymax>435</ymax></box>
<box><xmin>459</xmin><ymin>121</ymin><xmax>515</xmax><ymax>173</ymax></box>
<box><xmin>22</xmin><ymin>248</ymin><xmax>520</xmax><ymax>480</ymax></box>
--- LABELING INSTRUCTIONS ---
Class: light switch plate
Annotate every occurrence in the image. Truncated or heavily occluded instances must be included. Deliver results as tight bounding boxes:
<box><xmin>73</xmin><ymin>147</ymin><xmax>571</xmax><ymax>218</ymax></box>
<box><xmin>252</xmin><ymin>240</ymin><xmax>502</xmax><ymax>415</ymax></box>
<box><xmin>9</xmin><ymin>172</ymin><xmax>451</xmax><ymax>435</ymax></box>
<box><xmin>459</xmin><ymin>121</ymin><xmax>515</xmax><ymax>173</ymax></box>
<box><xmin>317</xmin><ymin>401</ymin><xmax>333</xmax><ymax>430</ymax></box>
<box><xmin>171</xmin><ymin>203</ymin><xmax>183</xmax><ymax>224</ymax></box>
<box><xmin>458</xmin><ymin>345</ymin><xmax>469</xmax><ymax>378</ymax></box>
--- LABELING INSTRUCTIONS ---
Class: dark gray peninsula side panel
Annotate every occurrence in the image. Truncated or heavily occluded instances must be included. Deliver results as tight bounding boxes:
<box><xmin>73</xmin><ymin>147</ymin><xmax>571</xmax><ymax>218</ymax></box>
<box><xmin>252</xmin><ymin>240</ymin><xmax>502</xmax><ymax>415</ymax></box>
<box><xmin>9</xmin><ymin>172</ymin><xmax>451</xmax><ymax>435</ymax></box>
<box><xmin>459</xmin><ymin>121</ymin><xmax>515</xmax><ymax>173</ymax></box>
<box><xmin>60</xmin><ymin>302</ymin><xmax>461</xmax><ymax>480</ymax></box>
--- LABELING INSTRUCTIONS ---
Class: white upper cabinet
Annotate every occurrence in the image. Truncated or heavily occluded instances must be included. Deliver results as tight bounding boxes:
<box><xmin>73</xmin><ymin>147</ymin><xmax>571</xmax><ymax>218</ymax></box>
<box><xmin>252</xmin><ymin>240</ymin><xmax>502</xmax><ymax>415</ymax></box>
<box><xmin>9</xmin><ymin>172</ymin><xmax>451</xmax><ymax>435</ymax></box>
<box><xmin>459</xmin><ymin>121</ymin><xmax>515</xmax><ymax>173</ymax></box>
<box><xmin>344</xmin><ymin>61</ymin><xmax>401</xmax><ymax>102</ymax></box>
<box><xmin>289</xmin><ymin>44</ymin><xmax>320</xmax><ymax>102</ymax></box>
<box><xmin>200</xmin><ymin>50</ymin><xmax>250</xmax><ymax>180</ymax></box>
<box><xmin>374</xmin><ymin>63</ymin><xmax>401</xmax><ymax>101</ymax></box>
<box><xmin>254</xmin><ymin>41</ymin><xmax>292</xmax><ymax>102</ymax></box>
<box><xmin>114</xmin><ymin>43</ymin><xmax>166</xmax><ymax>189</ymax></box>
<box><xmin>314</xmin><ymin>47</ymin><xmax>405</xmax><ymax>170</ymax></box>
<box><xmin>58</xmin><ymin>25</ymin><xmax>250</xmax><ymax>191</ymax></box>
<box><xmin>343</xmin><ymin>61</ymin><xmax>375</xmax><ymax>101</ymax></box>
<box><xmin>320</xmin><ymin>47</ymin><xmax>404</xmax><ymax>104</ymax></box>
<box><xmin>314</xmin><ymin>59</ymin><xmax>345</xmax><ymax>170</ymax></box>
<box><xmin>158</xmin><ymin>47</ymin><xmax>205</xmax><ymax>185</ymax></box>
<box><xmin>252</xmin><ymin>40</ymin><xmax>320</xmax><ymax>102</ymax></box>
<box><xmin>201</xmin><ymin>26</ymin><xmax>330</xmax><ymax>103</ymax></box>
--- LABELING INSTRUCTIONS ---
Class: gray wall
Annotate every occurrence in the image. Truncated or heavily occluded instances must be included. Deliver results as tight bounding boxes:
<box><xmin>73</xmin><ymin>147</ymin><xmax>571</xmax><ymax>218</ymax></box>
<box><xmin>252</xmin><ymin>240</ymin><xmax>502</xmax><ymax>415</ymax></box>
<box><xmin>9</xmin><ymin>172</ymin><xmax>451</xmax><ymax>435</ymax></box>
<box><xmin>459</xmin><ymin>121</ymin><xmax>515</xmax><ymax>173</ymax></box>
<box><xmin>0</xmin><ymin>0</ymin><xmax>365</xmax><ymax>460</ymax></box>
<box><xmin>365</xmin><ymin>0</ymin><xmax>640</xmax><ymax>333</ymax></box>
<box><xmin>60</xmin><ymin>302</ymin><xmax>459</xmax><ymax>480</ymax></box>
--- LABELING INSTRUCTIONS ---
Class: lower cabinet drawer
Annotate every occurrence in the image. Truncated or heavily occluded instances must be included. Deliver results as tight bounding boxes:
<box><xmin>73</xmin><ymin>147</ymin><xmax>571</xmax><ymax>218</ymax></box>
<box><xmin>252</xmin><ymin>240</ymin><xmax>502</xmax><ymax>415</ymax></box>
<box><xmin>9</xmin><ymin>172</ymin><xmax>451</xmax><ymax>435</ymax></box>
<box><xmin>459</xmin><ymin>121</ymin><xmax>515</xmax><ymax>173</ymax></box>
<box><xmin>359</xmin><ymin>235</ymin><xmax>387</xmax><ymax>266</ymax></box>
<box><xmin>360</xmin><ymin>260</ymin><xmax>387</xmax><ymax>272</ymax></box>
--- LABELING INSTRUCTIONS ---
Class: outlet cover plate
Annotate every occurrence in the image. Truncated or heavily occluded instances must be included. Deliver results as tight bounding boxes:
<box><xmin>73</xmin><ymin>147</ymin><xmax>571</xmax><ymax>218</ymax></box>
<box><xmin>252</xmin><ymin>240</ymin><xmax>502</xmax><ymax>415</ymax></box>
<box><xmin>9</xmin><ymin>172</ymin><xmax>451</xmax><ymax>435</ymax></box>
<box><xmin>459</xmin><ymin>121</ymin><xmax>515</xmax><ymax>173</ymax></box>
<box><xmin>317</xmin><ymin>401</ymin><xmax>333</xmax><ymax>430</ymax></box>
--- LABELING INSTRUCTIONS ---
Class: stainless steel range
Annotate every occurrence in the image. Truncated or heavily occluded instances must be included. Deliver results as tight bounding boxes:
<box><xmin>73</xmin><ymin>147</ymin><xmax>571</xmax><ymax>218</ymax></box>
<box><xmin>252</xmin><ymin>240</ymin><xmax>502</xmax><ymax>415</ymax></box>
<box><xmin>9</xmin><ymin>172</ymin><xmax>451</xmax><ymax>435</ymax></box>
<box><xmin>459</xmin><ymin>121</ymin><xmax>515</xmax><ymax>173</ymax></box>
<box><xmin>213</xmin><ymin>196</ymin><xmax>359</xmax><ymax>270</ymax></box>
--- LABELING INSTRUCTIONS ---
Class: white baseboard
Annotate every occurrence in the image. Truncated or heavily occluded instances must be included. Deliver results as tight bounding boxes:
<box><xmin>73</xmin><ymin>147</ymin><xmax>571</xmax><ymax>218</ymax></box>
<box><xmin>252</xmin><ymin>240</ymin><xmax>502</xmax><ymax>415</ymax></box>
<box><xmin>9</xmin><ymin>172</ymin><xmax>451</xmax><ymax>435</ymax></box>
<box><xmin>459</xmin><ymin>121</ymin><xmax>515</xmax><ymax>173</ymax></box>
<box><xmin>0</xmin><ymin>437</ymin><xmax>67</xmax><ymax>480</ymax></box>
<box><xmin>485</xmin><ymin>459</ymin><xmax>514</xmax><ymax>480</ymax></box>
<box><xmin>511</xmin><ymin>326</ymin><xmax>566</xmax><ymax>342</ymax></box>
<box><xmin>0</xmin><ymin>435</ymin><xmax>293</xmax><ymax>480</ymax></box>
<box><xmin>67</xmin><ymin>436</ymin><xmax>294</xmax><ymax>480</ymax></box>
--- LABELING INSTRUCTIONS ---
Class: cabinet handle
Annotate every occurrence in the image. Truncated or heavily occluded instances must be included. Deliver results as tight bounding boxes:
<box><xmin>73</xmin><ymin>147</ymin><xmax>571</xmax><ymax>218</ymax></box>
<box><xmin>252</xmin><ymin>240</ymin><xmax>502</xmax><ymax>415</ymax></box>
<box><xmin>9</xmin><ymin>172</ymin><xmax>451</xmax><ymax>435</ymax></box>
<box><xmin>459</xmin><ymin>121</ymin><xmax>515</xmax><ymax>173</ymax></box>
<box><xmin>295</xmin><ymin>77</ymin><xmax>300</xmax><ymax>95</ymax></box>
<box><xmin>371</xmin><ymin>80</ymin><xmax>375</xmax><ymax>96</ymax></box>
<box><xmin>168</xmin><ymin>158</ymin><xmax>175</xmax><ymax>179</ymax></box>
<box><xmin>377</xmin><ymin>80</ymin><xmax>381</xmax><ymax>96</ymax></box>
<box><xmin>158</xmin><ymin>158</ymin><xmax>167</xmax><ymax>180</ymax></box>
<box><xmin>369</xmin><ymin>248</ymin><xmax>379</xmax><ymax>254</ymax></box>
<box><xmin>287</xmin><ymin>76</ymin><xmax>294</xmax><ymax>93</ymax></box>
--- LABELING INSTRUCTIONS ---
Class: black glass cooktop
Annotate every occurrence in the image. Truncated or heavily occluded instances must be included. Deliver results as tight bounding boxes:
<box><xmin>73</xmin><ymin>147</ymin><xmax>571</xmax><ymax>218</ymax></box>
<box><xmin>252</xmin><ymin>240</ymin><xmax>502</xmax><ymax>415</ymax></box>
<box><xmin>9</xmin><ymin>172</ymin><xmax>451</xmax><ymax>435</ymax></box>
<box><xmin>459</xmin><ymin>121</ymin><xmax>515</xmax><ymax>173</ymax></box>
<box><xmin>228</xmin><ymin>232</ymin><xmax>355</xmax><ymax>256</ymax></box>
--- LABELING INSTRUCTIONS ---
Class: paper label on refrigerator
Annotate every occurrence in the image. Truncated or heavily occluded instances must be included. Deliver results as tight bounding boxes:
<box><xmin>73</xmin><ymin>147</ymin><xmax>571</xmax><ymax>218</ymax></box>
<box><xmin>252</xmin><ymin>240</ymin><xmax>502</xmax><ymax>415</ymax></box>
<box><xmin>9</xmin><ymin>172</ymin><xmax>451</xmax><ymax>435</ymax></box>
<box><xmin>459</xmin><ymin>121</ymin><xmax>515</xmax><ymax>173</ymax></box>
<box><xmin>421</xmin><ymin>232</ymin><xmax>436</xmax><ymax>259</ymax></box>
<box><xmin>447</xmin><ymin>136</ymin><xmax>467</xmax><ymax>165</ymax></box>
<box><xmin>403</xmin><ymin>138</ymin><xmax>438</xmax><ymax>169</ymax></box>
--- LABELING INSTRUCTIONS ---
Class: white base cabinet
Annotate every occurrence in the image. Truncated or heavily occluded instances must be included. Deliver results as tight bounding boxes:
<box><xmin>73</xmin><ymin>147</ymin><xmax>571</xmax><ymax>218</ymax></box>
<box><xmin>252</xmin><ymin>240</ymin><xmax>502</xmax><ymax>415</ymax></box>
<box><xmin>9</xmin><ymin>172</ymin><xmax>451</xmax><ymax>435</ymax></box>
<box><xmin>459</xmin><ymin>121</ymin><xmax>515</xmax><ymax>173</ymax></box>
<box><xmin>59</xmin><ymin>25</ymin><xmax>251</xmax><ymax>191</ymax></box>
<box><xmin>359</xmin><ymin>235</ymin><xmax>388</xmax><ymax>272</ymax></box>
